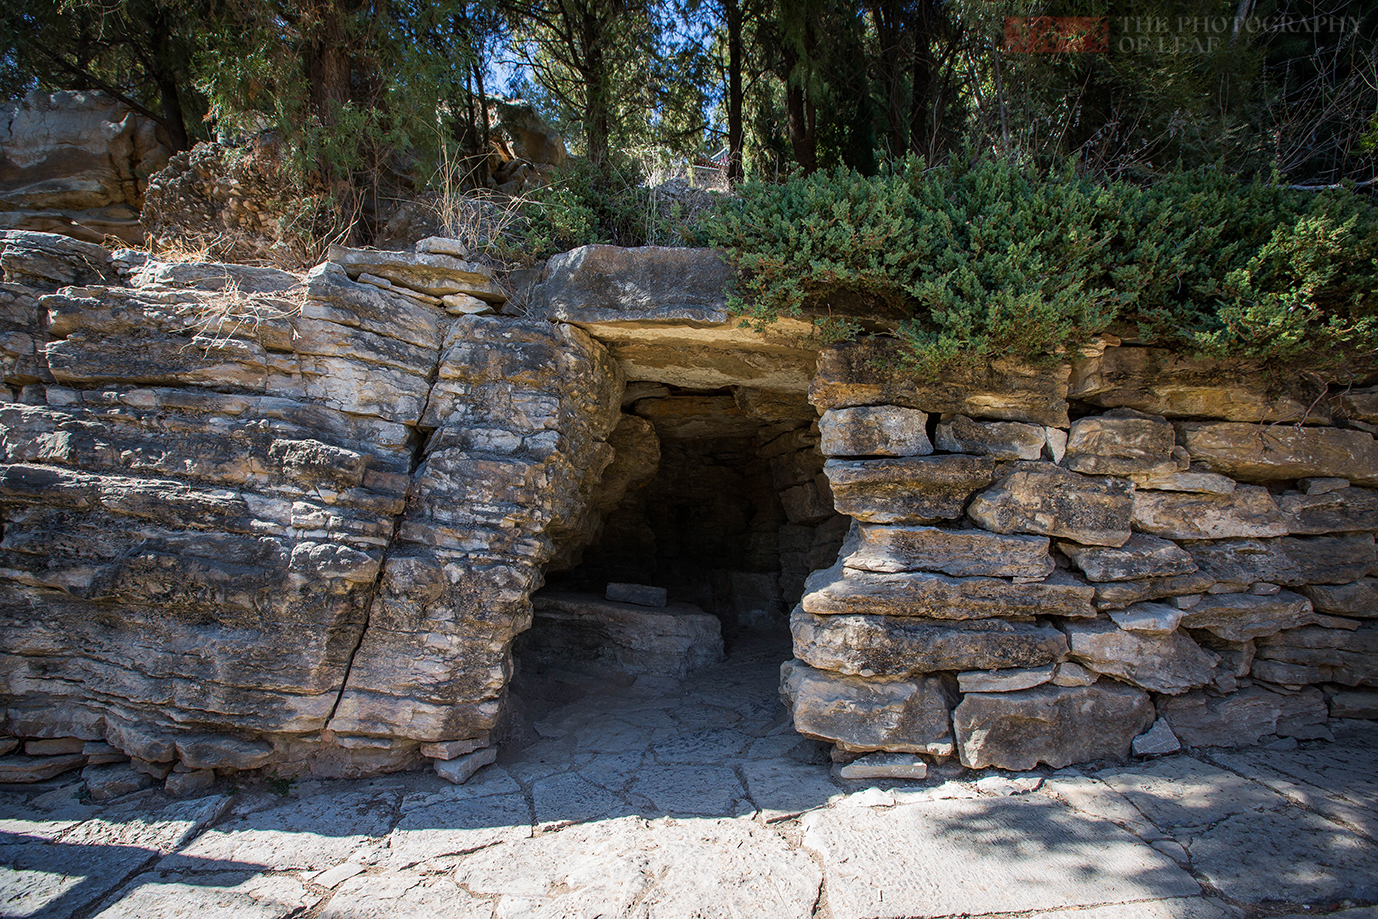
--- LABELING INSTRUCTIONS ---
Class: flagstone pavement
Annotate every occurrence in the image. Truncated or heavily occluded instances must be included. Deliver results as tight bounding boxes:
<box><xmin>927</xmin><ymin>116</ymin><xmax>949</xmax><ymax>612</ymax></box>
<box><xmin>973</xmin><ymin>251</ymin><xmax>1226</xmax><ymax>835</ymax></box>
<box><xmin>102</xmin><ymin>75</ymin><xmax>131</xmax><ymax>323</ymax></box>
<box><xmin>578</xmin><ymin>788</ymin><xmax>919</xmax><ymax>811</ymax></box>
<box><xmin>3</xmin><ymin>634</ymin><xmax>1376</xmax><ymax>919</ymax></box>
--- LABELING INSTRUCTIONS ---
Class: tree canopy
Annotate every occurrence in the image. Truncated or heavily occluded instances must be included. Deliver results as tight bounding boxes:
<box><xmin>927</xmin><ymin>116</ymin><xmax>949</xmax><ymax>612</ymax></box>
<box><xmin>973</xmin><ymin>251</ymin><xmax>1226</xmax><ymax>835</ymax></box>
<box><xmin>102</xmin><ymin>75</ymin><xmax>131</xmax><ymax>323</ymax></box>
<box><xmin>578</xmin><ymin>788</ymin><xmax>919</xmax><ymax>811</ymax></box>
<box><xmin>4</xmin><ymin>0</ymin><xmax>1375</xmax><ymax>188</ymax></box>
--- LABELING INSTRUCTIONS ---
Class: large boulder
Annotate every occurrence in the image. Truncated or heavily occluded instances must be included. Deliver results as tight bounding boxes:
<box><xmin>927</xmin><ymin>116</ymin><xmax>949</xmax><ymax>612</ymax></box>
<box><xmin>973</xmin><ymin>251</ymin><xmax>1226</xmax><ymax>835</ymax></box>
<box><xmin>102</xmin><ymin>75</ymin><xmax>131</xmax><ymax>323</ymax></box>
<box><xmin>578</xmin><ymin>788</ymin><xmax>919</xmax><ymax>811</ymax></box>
<box><xmin>967</xmin><ymin>463</ymin><xmax>1134</xmax><ymax>547</ymax></box>
<box><xmin>1157</xmin><ymin>685</ymin><xmax>1329</xmax><ymax>747</ymax></box>
<box><xmin>0</xmin><ymin>91</ymin><xmax>171</xmax><ymax>243</ymax></box>
<box><xmin>1176</xmin><ymin>422</ymin><xmax>1378</xmax><ymax>485</ymax></box>
<box><xmin>1252</xmin><ymin>623</ymin><xmax>1378</xmax><ymax>686</ymax></box>
<box><xmin>811</xmin><ymin>339</ymin><xmax>1070</xmax><ymax>426</ymax></box>
<box><xmin>840</xmin><ymin>523</ymin><xmax>1055</xmax><ymax>579</ymax></box>
<box><xmin>781</xmin><ymin>660</ymin><xmax>956</xmax><ymax>755</ymax></box>
<box><xmin>1063</xmin><ymin>409</ymin><xmax>1177</xmax><ymax>475</ymax></box>
<box><xmin>801</xmin><ymin>563</ymin><xmax>1094</xmax><ymax>620</ymax></box>
<box><xmin>1059</xmin><ymin>534</ymin><xmax>1197</xmax><ymax>583</ymax></box>
<box><xmin>1060</xmin><ymin>618</ymin><xmax>1219</xmax><ymax>694</ymax></box>
<box><xmin>953</xmin><ymin>681</ymin><xmax>1154</xmax><ymax>770</ymax></box>
<box><xmin>825</xmin><ymin>455</ymin><xmax>997</xmax><ymax>523</ymax></box>
<box><xmin>791</xmin><ymin>608</ymin><xmax>1069</xmax><ymax>677</ymax></box>
<box><xmin>533</xmin><ymin>245</ymin><xmax>818</xmax><ymax>391</ymax></box>
<box><xmin>1131</xmin><ymin>486</ymin><xmax>1288</xmax><ymax>540</ymax></box>
<box><xmin>1069</xmin><ymin>346</ymin><xmax>1323</xmax><ymax>423</ymax></box>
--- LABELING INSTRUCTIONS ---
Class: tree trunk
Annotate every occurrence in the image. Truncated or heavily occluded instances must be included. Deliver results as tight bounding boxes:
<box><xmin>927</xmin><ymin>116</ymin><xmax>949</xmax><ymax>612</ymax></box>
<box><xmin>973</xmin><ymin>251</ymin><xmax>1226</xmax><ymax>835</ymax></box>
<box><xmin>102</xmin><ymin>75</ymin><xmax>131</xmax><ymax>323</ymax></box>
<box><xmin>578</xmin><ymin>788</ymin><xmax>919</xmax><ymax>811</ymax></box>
<box><xmin>725</xmin><ymin>0</ymin><xmax>744</xmax><ymax>181</ymax></box>
<box><xmin>307</xmin><ymin>2</ymin><xmax>352</xmax><ymax>129</ymax></box>
<box><xmin>147</xmin><ymin>8</ymin><xmax>190</xmax><ymax>151</ymax></box>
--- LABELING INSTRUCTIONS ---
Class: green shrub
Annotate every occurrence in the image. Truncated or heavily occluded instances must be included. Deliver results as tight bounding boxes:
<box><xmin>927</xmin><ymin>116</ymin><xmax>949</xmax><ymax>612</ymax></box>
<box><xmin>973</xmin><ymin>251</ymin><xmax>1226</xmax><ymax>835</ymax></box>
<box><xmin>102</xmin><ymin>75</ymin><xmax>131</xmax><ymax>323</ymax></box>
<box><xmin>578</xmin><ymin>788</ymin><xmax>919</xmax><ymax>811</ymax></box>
<box><xmin>508</xmin><ymin>156</ymin><xmax>671</xmax><ymax>260</ymax></box>
<box><xmin>702</xmin><ymin>158</ymin><xmax>1378</xmax><ymax>377</ymax></box>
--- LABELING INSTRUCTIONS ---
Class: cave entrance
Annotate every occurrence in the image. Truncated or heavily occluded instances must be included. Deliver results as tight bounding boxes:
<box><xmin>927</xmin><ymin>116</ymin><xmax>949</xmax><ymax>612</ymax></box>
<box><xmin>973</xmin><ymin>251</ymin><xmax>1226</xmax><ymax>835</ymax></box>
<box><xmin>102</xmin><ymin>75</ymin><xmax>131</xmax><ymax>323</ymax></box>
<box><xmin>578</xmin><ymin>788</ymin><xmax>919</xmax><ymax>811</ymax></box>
<box><xmin>514</xmin><ymin>383</ymin><xmax>846</xmax><ymax>708</ymax></box>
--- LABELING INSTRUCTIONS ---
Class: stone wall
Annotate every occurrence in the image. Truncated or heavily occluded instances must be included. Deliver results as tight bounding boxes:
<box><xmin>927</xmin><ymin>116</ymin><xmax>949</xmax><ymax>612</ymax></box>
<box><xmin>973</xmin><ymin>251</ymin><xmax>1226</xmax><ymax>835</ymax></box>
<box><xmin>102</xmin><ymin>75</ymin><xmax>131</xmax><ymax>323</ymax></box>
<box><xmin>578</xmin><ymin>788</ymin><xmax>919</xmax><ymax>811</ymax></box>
<box><xmin>786</xmin><ymin>338</ymin><xmax>1378</xmax><ymax>771</ymax></box>
<box><xmin>1</xmin><ymin>236</ymin><xmax>1375</xmax><ymax>787</ymax></box>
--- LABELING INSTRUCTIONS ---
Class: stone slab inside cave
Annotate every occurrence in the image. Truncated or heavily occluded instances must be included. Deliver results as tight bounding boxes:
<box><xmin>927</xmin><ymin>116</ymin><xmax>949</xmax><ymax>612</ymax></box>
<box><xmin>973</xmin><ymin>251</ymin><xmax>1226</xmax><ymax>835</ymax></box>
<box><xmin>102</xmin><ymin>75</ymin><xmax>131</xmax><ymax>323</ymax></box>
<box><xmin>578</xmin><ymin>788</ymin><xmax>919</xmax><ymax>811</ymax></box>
<box><xmin>515</xmin><ymin>382</ymin><xmax>845</xmax><ymax>706</ymax></box>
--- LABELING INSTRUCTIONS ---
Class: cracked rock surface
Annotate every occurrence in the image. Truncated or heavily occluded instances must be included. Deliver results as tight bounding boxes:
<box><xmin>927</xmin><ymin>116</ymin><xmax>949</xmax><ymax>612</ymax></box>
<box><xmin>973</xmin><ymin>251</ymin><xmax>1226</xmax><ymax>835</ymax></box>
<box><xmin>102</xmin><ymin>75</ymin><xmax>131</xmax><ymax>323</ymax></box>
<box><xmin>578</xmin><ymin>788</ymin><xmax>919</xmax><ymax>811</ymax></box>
<box><xmin>3</xmin><ymin>639</ymin><xmax>1375</xmax><ymax>919</ymax></box>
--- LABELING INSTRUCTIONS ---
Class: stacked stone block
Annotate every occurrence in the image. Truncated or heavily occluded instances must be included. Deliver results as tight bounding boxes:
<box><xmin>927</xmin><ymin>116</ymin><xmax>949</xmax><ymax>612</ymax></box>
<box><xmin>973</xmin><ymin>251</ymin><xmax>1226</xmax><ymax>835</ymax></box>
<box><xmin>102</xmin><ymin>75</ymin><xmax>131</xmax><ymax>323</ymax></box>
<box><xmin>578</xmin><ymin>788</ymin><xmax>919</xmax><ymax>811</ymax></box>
<box><xmin>784</xmin><ymin>338</ymin><xmax>1378</xmax><ymax>770</ymax></box>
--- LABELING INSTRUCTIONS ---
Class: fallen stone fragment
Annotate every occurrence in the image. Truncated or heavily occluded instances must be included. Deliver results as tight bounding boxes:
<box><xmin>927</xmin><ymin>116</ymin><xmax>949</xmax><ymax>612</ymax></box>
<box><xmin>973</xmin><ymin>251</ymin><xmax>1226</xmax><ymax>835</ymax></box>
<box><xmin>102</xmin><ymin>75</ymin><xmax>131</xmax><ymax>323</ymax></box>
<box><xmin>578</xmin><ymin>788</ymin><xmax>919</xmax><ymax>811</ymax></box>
<box><xmin>82</xmin><ymin>741</ymin><xmax>128</xmax><ymax>765</ymax></box>
<box><xmin>1300</xmin><ymin>476</ymin><xmax>1351</xmax><ymax>494</ymax></box>
<box><xmin>132</xmin><ymin>757</ymin><xmax>174</xmax><ymax>780</ymax></box>
<box><xmin>435</xmin><ymin>746</ymin><xmax>498</xmax><ymax>785</ymax></box>
<box><xmin>0</xmin><ymin>737</ymin><xmax>16</xmax><ymax>756</ymax></box>
<box><xmin>1132</xmin><ymin>485</ymin><xmax>1288</xmax><ymax>539</ymax></box>
<box><xmin>1060</xmin><ymin>534</ymin><xmax>1197</xmax><ymax>583</ymax></box>
<box><xmin>841</xmin><ymin>523</ymin><xmax>1054</xmax><ymax>579</ymax></box>
<box><xmin>1044</xmin><ymin>426</ymin><xmax>1067</xmax><ymax>462</ymax></box>
<box><xmin>825</xmin><ymin>455</ymin><xmax>997</xmax><ymax>523</ymax></box>
<box><xmin>605</xmin><ymin>582</ymin><xmax>667</xmax><ymax>607</ymax></box>
<box><xmin>933</xmin><ymin>413</ymin><xmax>1045</xmax><ymax>459</ymax></box>
<box><xmin>416</xmin><ymin>236</ymin><xmax>470</xmax><ymax>258</ymax></box>
<box><xmin>957</xmin><ymin>666</ymin><xmax>1055</xmax><ymax>693</ymax></box>
<box><xmin>1133</xmin><ymin>720</ymin><xmax>1182</xmax><ymax>756</ymax></box>
<box><xmin>418</xmin><ymin>737</ymin><xmax>489</xmax><ymax>760</ymax></box>
<box><xmin>83</xmin><ymin>762</ymin><xmax>157</xmax><ymax>801</ymax></box>
<box><xmin>801</xmin><ymin>563</ymin><xmax>1093</xmax><ymax>620</ymax></box>
<box><xmin>954</xmin><ymin>681</ymin><xmax>1154</xmax><ymax>770</ymax></box>
<box><xmin>1064</xmin><ymin>409</ymin><xmax>1177</xmax><ymax>475</ymax></box>
<box><xmin>968</xmin><ymin>462</ymin><xmax>1134</xmax><ymax>547</ymax></box>
<box><xmin>1300</xmin><ymin>579</ymin><xmax>1378</xmax><ymax>618</ymax></box>
<box><xmin>782</xmin><ymin>660</ymin><xmax>956</xmax><ymax>755</ymax></box>
<box><xmin>530</xmin><ymin>591</ymin><xmax>721</xmax><ymax>677</ymax></box>
<box><xmin>1179</xmin><ymin>590</ymin><xmax>1318</xmax><ymax>642</ymax></box>
<box><xmin>792</xmin><ymin>608</ymin><xmax>1069</xmax><ymax>677</ymax></box>
<box><xmin>834</xmin><ymin>752</ymin><xmax>929</xmax><ymax>780</ymax></box>
<box><xmin>1108</xmin><ymin>602</ymin><xmax>1184</xmax><ymax>635</ymax></box>
<box><xmin>0</xmin><ymin>753</ymin><xmax>86</xmax><ymax>782</ymax></box>
<box><xmin>1158</xmin><ymin>685</ymin><xmax>1329</xmax><ymax>747</ymax></box>
<box><xmin>440</xmin><ymin>292</ymin><xmax>493</xmax><ymax>315</ymax></box>
<box><xmin>1177</xmin><ymin>421</ymin><xmax>1378</xmax><ymax>485</ymax></box>
<box><xmin>1062</xmin><ymin>617</ymin><xmax>1218</xmax><ymax>694</ymax></box>
<box><xmin>819</xmin><ymin>405</ymin><xmax>932</xmax><ymax>457</ymax></box>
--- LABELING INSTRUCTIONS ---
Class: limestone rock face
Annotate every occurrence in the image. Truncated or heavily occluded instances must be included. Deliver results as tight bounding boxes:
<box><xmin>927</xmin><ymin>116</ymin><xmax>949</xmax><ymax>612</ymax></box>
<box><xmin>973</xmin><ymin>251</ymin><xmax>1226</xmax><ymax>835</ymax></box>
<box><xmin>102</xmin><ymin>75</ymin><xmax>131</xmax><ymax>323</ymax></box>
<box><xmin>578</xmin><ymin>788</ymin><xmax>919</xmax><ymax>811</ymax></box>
<box><xmin>811</xmin><ymin>339</ymin><xmax>1070</xmax><ymax>426</ymax></box>
<box><xmin>1063</xmin><ymin>410</ymin><xmax>1176</xmax><ymax>475</ymax></box>
<box><xmin>801</xmin><ymin>563</ymin><xmax>1093</xmax><ymax>621</ymax></box>
<box><xmin>1059</xmin><ymin>534</ymin><xmax>1197</xmax><ymax>583</ymax></box>
<box><xmin>966</xmin><ymin>463</ymin><xmax>1134</xmax><ymax>547</ymax></box>
<box><xmin>1060</xmin><ymin>618</ymin><xmax>1218</xmax><ymax>694</ymax></box>
<box><xmin>933</xmin><ymin>414</ymin><xmax>1045</xmax><ymax>459</ymax></box>
<box><xmin>791</xmin><ymin>608</ymin><xmax>1069</xmax><ymax>677</ymax></box>
<box><xmin>534</xmin><ymin>245</ymin><xmax>818</xmax><ymax>392</ymax></box>
<box><xmin>1157</xmin><ymin>685</ymin><xmax>1329</xmax><ymax>747</ymax></box>
<box><xmin>953</xmin><ymin>682</ymin><xmax>1154</xmax><ymax>770</ymax></box>
<box><xmin>0</xmin><ymin>240</ymin><xmax>624</xmax><ymax>775</ymax></box>
<box><xmin>819</xmin><ymin>406</ymin><xmax>931</xmax><ymax>457</ymax></box>
<box><xmin>1131</xmin><ymin>486</ymin><xmax>1288</xmax><ymax>540</ymax></box>
<box><xmin>841</xmin><ymin>523</ymin><xmax>1055</xmax><ymax>579</ymax></box>
<box><xmin>0</xmin><ymin>91</ymin><xmax>171</xmax><ymax>244</ymax></box>
<box><xmin>1177</xmin><ymin>422</ymin><xmax>1378</xmax><ymax>485</ymax></box>
<box><xmin>825</xmin><ymin>456</ymin><xmax>997</xmax><ymax>523</ymax></box>
<box><xmin>1069</xmin><ymin>346</ymin><xmax>1321</xmax><ymax>423</ymax></box>
<box><xmin>781</xmin><ymin>660</ymin><xmax>955</xmax><ymax>755</ymax></box>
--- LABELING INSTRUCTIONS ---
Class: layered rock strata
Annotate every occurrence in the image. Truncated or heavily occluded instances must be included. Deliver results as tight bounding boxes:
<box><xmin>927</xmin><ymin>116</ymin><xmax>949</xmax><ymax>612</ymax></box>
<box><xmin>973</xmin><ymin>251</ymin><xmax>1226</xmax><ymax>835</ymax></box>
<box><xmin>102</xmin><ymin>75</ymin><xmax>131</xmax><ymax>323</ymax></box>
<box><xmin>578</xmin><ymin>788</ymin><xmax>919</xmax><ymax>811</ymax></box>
<box><xmin>784</xmin><ymin>338</ymin><xmax>1378</xmax><ymax>770</ymax></box>
<box><xmin>0</xmin><ymin>231</ymin><xmax>620</xmax><ymax>779</ymax></box>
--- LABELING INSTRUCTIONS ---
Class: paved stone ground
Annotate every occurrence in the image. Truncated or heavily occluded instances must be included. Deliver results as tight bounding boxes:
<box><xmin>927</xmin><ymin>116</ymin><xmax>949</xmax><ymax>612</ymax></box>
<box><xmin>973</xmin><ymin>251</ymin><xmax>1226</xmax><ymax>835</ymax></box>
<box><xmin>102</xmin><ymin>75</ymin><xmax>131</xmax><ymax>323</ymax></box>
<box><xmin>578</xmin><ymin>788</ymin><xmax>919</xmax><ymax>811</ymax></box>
<box><xmin>2</xmin><ymin>635</ymin><xmax>1377</xmax><ymax>919</ymax></box>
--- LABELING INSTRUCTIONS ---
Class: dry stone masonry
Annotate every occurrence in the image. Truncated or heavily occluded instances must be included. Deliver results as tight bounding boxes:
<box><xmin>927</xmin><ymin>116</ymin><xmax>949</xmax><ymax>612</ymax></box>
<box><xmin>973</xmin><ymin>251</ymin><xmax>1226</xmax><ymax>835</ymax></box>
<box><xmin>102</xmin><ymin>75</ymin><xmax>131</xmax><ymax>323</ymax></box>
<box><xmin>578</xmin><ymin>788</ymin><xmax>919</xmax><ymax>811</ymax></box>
<box><xmin>0</xmin><ymin>235</ymin><xmax>1374</xmax><ymax>793</ymax></box>
<box><xmin>787</xmin><ymin>336</ymin><xmax>1378</xmax><ymax>771</ymax></box>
